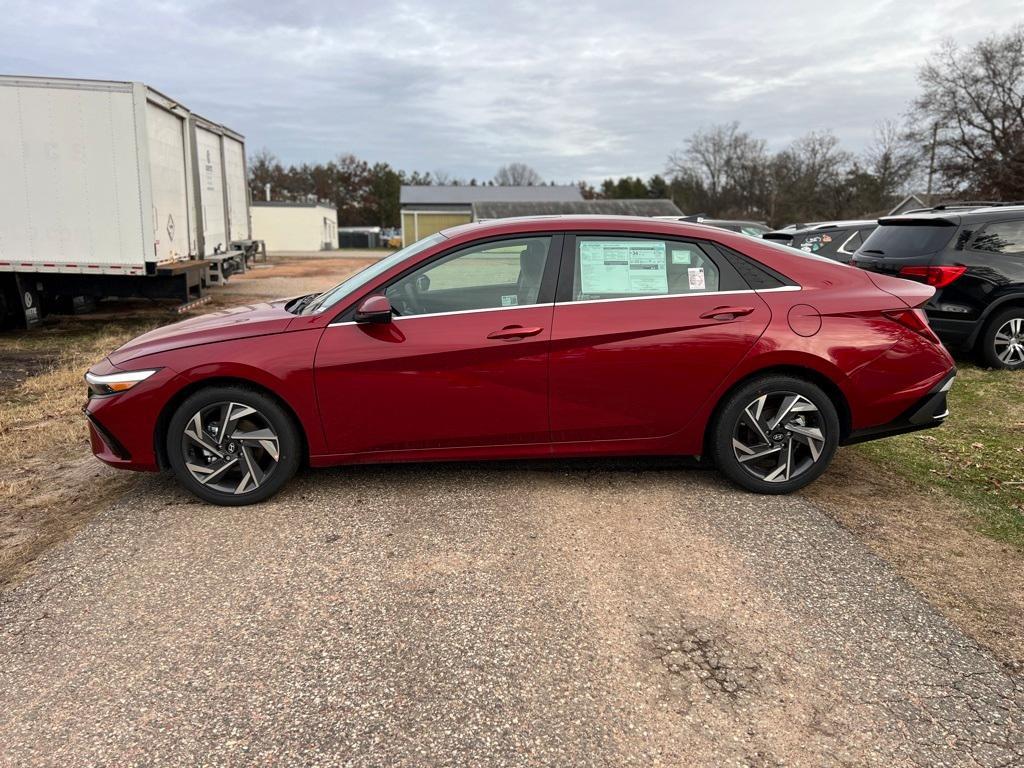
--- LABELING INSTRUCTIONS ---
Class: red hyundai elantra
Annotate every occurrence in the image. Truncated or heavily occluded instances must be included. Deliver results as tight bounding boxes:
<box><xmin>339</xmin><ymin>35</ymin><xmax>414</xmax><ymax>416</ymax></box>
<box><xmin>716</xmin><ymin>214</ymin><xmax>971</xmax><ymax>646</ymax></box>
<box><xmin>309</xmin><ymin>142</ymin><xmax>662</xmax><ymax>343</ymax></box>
<box><xmin>84</xmin><ymin>216</ymin><xmax>955</xmax><ymax>505</ymax></box>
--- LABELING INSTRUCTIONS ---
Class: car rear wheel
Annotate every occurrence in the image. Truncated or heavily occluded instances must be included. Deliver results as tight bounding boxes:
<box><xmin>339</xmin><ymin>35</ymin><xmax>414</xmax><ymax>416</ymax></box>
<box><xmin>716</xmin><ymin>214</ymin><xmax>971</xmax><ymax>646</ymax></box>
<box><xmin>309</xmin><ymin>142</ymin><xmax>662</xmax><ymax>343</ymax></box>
<box><xmin>980</xmin><ymin>307</ymin><xmax>1024</xmax><ymax>370</ymax></box>
<box><xmin>711</xmin><ymin>375</ymin><xmax>839</xmax><ymax>494</ymax></box>
<box><xmin>166</xmin><ymin>386</ymin><xmax>301</xmax><ymax>506</ymax></box>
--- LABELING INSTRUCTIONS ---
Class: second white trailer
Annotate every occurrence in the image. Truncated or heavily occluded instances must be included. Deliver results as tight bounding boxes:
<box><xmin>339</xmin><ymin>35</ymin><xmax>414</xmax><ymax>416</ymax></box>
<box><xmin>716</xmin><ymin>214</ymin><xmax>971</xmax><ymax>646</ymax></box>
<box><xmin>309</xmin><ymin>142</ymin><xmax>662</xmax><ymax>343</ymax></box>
<box><xmin>190</xmin><ymin>116</ymin><xmax>251</xmax><ymax>258</ymax></box>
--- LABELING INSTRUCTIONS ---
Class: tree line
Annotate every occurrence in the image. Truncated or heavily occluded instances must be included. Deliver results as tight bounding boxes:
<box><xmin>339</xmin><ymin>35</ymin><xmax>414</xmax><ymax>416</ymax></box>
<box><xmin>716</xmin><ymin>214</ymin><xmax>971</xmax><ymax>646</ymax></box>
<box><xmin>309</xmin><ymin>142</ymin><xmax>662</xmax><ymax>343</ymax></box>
<box><xmin>248</xmin><ymin>26</ymin><xmax>1023</xmax><ymax>228</ymax></box>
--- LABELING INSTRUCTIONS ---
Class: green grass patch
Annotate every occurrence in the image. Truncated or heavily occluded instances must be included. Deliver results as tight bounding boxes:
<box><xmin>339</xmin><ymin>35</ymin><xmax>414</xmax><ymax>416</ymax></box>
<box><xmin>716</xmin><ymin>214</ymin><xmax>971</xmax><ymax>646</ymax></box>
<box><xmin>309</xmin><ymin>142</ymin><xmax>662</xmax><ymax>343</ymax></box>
<box><xmin>855</xmin><ymin>364</ymin><xmax>1024</xmax><ymax>547</ymax></box>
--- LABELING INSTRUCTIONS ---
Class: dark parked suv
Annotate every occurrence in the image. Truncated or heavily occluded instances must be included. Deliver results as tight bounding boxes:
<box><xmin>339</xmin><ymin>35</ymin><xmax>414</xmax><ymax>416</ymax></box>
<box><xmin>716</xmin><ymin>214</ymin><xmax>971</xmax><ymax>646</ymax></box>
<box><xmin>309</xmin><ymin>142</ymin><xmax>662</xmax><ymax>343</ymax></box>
<box><xmin>764</xmin><ymin>220</ymin><xmax>877</xmax><ymax>263</ymax></box>
<box><xmin>852</xmin><ymin>204</ymin><xmax>1024</xmax><ymax>369</ymax></box>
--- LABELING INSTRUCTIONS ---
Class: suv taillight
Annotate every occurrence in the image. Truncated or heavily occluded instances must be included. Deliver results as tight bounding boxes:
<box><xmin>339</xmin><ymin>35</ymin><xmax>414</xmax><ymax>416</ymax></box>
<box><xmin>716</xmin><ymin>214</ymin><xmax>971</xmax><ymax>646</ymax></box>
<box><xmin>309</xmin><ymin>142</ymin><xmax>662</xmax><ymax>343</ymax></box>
<box><xmin>883</xmin><ymin>308</ymin><xmax>941</xmax><ymax>345</ymax></box>
<box><xmin>898</xmin><ymin>265</ymin><xmax>966</xmax><ymax>288</ymax></box>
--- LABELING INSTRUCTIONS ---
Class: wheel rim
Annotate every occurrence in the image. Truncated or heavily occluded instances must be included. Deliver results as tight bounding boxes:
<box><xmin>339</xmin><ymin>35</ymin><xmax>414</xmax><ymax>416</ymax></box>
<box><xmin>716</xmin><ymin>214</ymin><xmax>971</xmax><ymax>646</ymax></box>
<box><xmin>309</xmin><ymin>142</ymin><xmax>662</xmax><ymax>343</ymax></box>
<box><xmin>181</xmin><ymin>401</ymin><xmax>281</xmax><ymax>495</ymax></box>
<box><xmin>732</xmin><ymin>392</ymin><xmax>826</xmax><ymax>483</ymax></box>
<box><xmin>993</xmin><ymin>317</ymin><xmax>1024</xmax><ymax>366</ymax></box>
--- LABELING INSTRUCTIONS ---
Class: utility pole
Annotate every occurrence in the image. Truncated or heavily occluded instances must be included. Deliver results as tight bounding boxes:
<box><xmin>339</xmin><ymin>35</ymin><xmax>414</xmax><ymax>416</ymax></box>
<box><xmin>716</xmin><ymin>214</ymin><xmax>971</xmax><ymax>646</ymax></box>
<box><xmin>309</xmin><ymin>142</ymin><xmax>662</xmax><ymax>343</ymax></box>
<box><xmin>926</xmin><ymin>123</ymin><xmax>938</xmax><ymax>198</ymax></box>
<box><xmin>265</xmin><ymin>182</ymin><xmax>271</xmax><ymax>202</ymax></box>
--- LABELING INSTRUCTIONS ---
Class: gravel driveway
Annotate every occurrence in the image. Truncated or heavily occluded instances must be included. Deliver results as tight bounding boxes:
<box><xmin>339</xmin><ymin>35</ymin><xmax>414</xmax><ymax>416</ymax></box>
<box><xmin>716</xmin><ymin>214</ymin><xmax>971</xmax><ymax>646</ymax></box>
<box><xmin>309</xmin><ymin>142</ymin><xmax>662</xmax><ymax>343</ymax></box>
<box><xmin>1</xmin><ymin>459</ymin><xmax>1022</xmax><ymax>767</ymax></box>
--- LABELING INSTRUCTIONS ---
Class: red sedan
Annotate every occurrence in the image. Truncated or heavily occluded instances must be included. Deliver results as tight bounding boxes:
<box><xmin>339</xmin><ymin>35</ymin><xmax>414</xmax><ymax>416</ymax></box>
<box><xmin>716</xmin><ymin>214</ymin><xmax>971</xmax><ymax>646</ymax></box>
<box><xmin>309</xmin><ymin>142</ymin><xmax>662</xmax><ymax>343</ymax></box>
<box><xmin>84</xmin><ymin>216</ymin><xmax>955</xmax><ymax>505</ymax></box>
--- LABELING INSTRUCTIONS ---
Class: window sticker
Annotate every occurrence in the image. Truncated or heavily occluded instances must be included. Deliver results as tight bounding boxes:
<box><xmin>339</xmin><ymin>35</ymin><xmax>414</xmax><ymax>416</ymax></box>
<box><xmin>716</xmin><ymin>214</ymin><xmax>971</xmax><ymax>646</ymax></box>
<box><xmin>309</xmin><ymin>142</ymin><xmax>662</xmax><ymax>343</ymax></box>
<box><xmin>688</xmin><ymin>267</ymin><xmax>706</xmax><ymax>291</ymax></box>
<box><xmin>671</xmin><ymin>247</ymin><xmax>695</xmax><ymax>265</ymax></box>
<box><xmin>579</xmin><ymin>240</ymin><xmax>667</xmax><ymax>294</ymax></box>
<box><xmin>501</xmin><ymin>294</ymin><xmax>519</xmax><ymax>307</ymax></box>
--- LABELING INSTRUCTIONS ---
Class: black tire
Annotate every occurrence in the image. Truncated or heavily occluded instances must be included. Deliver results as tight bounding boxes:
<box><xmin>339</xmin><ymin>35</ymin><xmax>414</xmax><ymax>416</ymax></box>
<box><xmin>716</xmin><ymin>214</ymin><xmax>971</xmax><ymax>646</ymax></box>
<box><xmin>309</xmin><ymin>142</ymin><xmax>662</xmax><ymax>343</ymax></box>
<box><xmin>710</xmin><ymin>375</ymin><xmax>840</xmax><ymax>494</ymax></box>
<box><xmin>979</xmin><ymin>306</ymin><xmax>1024</xmax><ymax>370</ymax></box>
<box><xmin>166</xmin><ymin>385</ymin><xmax>301</xmax><ymax>506</ymax></box>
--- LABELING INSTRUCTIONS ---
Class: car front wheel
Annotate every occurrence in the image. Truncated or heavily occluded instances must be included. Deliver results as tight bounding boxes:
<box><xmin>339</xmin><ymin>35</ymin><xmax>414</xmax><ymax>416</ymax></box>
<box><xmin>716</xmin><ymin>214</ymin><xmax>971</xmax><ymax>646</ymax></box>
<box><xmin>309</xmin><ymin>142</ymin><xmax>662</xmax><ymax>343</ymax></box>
<box><xmin>981</xmin><ymin>307</ymin><xmax>1024</xmax><ymax>370</ymax></box>
<box><xmin>166</xmin><ymin>386</ymin><xmax>301</xmax><ymax>506</ymax></box>
<box><xmin>711</xmin><ymin>375</ymin><xmax>839</xmax><ymax>494</ymax></box>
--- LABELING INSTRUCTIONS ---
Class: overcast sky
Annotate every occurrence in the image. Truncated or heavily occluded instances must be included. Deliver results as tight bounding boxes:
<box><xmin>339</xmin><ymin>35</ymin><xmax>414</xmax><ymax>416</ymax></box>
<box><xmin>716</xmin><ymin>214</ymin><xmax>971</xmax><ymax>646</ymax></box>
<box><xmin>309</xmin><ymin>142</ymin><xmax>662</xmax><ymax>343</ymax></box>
<box><xmin>3</xmin><ymin>0</ymin><xmax>1018</xmax><ymax>182</ymax></box>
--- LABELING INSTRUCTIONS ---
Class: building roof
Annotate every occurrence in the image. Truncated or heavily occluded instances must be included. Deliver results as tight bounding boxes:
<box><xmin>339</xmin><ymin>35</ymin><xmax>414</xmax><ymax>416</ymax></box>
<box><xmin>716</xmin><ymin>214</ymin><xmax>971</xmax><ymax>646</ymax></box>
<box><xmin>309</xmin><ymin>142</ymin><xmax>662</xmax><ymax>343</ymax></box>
<box><xmin>473</xmin><ymin>199</ymin><xmax>682</xmax><ymax>219</ymax></box>
<box><xmin>400</xmin><ymin>185</ymin><xmax>583</xmax><ymax>206</ymax></box>
<box><xmin>251</xmin><ymin>201</ymin><xmax>336</xmax><ymax>210</ymax></box>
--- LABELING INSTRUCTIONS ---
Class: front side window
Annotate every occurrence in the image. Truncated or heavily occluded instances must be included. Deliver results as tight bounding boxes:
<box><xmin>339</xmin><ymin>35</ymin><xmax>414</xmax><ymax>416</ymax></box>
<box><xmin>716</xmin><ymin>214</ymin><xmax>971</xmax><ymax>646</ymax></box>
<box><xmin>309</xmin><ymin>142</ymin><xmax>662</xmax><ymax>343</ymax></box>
<box><xmin>571</xmin><ymin>236</ymin><xmax>720</xmax><ymax>301</ymax></box>
<box><xmin>303</xmin><ymin>233</ymin><xmax>445</xmax><ymax>315</ymax></box>
<box><xmin>971</xmin><ymin>220</ymin><xmax>1024</xmax><ymax>255</ymax></box>
<box><xmin>385</xmin><ymin>236</ymin><xmax>552</xmax><ymax>317</ymax></box>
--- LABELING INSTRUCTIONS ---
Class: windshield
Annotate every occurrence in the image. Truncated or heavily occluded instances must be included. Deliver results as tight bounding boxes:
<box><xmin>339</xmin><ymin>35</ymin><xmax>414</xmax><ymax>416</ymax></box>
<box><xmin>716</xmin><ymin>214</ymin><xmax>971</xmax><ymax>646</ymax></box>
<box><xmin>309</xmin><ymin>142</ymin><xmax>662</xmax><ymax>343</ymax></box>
<box><xmin>301</xmin><ymin>233</ymin><xmax>446</xmax><ymax>315</ymax></box>
<box><xmin>858</xmin><ymin>223</ymin><xmax>956</xmax><ymax>258</ymax></box>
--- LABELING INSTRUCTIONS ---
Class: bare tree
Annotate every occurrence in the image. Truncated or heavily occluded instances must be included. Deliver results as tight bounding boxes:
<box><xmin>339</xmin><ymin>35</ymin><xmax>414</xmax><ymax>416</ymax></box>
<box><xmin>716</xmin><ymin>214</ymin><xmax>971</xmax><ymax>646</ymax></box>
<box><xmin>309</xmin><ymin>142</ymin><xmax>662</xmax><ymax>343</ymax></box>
<box><xmin>865</xmin><ymin>120</ymin><xmax>920</xmax><ymax>197</ymax></box>
<box><xmin>913</xmin><ymin>26</ymin><xmax>1024</xmax><ymax>198</ymax></box>
<box><xmin>667</xmin><ymin>122</ymin><xmax>770</xmax><ymax>217</ymax></box>
<box><xmin>494</xmin><ymin>163</ymin><xmax>543</xmax><ymax>186</ymax></box>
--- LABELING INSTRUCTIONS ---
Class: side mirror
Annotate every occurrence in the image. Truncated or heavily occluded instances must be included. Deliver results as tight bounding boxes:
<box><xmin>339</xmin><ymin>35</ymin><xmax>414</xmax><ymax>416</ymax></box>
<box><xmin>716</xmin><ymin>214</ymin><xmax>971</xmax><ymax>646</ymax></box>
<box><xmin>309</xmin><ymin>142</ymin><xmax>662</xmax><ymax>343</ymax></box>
<box><xmin>354</xmin><ymin>295</ymin><xmax>393</xmax><ymax>324</ymax></box>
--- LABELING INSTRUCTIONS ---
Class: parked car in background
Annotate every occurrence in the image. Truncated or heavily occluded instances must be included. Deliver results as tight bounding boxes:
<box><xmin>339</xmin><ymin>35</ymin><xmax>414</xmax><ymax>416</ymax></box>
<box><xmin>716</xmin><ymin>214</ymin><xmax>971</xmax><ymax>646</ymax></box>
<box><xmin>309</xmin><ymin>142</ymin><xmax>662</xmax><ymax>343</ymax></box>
<box><xmin>655</xmin><ymin>215</ymin><xmax>771</xmax><ymax>237</ymax></box>
<box><xmin>852</xmin><ymin>204</ymin><xmax>1024</xmax><ymax>369</ymax></box>
<box><xmin>85</xmin><ymin>216</ymin><xmax>955</xmax><ymax>505</ymax></box>
<box><xmin>764</xmin><ymin>220</ymin><xmax>878</xmax><ymax>263</ymax></box>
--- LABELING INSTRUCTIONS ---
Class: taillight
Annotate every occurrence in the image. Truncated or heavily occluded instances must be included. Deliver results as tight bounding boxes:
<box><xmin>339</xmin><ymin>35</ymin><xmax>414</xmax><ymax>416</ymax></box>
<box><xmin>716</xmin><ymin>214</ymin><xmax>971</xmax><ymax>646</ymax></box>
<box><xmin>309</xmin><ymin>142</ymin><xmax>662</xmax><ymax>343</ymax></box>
<box><xmin>898</xmin><ymin>265</ymin><xmax>966</xmax><ymax>288</ymax></box>
<box><xmin>883</xmin><ymin>308</ymin><xmax>941</xmax><ymax>344</ymax></box>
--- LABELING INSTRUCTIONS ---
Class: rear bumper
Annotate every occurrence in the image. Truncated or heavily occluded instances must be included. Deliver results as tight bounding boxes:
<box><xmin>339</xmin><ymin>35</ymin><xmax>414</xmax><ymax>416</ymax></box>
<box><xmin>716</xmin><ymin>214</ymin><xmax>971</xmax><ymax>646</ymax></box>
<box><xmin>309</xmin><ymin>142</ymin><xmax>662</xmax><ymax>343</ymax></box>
<box><xmin>842</xmin><ymin>369</ymin><xmax>955</xmax><ymax>445</ymax></box>
<box><xmin>927</xmin><ymin>315</ymin><xmax>978</xmax><ymax>348</ymax></box>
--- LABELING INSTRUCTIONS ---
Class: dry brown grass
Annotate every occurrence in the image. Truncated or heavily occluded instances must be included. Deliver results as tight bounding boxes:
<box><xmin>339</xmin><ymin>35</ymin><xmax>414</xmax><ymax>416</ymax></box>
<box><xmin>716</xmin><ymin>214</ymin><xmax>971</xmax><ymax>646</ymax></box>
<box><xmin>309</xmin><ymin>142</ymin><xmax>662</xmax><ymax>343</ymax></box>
<box><xmin>0</xmin><ymin>255</ymin><xmax>377</xmax><ymax>585</ymax></box>
<box><xmin>0</xmin><ymin>316</ymin><xmax>163</xmax><ymax>584</ymax></box>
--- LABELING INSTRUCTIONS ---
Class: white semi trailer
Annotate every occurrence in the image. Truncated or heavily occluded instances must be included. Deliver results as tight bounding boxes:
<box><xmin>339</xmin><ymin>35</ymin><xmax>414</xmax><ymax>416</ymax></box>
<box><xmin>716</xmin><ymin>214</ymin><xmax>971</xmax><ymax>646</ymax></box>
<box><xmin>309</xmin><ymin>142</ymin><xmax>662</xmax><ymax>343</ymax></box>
<box><xmin>0</xmin><ymin>75</ymin><xmax>252</xmax><ymax>327</ymax></box>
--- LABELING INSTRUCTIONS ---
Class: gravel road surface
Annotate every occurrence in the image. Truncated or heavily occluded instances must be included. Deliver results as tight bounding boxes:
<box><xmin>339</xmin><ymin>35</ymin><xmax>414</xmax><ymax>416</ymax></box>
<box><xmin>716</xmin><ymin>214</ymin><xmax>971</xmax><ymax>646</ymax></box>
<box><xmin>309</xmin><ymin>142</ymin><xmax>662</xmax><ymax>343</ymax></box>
<box><xmin>1</xmin><ymin>461</ymin><xmax>1022</xmax><ymax>766</ymax></box>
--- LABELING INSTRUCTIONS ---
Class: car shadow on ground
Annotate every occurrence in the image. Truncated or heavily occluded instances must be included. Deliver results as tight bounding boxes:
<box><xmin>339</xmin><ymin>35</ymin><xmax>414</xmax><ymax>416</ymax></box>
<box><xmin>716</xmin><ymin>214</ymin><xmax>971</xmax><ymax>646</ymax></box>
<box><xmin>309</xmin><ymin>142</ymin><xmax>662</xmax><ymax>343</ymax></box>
<box><xmin>131</xmin><ymin>454</ymin><xmax>719</xmax><ymax>508</ymax></box>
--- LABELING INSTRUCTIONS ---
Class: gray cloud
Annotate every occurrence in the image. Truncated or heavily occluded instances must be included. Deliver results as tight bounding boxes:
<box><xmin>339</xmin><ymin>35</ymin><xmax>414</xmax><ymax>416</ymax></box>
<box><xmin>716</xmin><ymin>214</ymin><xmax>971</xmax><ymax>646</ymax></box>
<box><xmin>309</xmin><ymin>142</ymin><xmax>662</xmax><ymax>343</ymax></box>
<box><xmin>2</xmin><ymin>0</ymin><xmax>1018</xmax><ymax>181</ymax></box>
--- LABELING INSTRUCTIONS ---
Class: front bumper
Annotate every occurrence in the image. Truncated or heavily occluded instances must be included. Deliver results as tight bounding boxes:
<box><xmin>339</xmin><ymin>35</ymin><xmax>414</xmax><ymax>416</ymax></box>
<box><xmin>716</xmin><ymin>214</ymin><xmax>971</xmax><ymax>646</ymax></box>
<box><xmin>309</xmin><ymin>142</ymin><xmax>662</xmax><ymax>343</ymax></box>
<box><xmin>83</xmin><ymin>361</ymin><xmax>182</xmax><ymax>471</ymax></box>
<box><xmin>842</xmin><ymin>369</ymin><xmax>955</xmax><ymax>445</ymax></box>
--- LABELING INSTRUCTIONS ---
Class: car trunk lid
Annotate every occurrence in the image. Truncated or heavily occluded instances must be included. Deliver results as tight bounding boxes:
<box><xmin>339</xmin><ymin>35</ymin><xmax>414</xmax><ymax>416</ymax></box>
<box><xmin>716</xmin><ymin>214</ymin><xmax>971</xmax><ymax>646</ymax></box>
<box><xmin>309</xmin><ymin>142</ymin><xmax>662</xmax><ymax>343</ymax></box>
<box><xmin>862</xmin><ymin>269</ymin><xmax>935</xmax><ymax>308</ymax></box>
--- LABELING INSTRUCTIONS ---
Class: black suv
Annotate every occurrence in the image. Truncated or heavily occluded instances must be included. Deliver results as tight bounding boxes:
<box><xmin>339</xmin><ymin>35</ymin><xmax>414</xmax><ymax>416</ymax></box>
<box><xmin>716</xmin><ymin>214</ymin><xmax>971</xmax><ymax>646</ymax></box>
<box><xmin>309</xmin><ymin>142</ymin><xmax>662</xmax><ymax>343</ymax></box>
<box><xmin>852</xmin><ymin>204</ymin><xmax>1024</xmax><ymax>369</ymax></box>
<box><xmin>764</xmin><ymin>220</ymin><xmax>877</xmax><ymax>263</ymax></box>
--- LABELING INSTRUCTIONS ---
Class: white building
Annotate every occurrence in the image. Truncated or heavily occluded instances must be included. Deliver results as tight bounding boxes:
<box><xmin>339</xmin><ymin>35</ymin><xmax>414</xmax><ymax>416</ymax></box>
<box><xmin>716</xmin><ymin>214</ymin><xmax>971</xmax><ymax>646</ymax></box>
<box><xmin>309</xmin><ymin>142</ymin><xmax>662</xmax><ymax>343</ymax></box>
<box><xmin>251</xmin><ymin>202</ymin><xmax>338</xmax><ymax>252</ymax></box>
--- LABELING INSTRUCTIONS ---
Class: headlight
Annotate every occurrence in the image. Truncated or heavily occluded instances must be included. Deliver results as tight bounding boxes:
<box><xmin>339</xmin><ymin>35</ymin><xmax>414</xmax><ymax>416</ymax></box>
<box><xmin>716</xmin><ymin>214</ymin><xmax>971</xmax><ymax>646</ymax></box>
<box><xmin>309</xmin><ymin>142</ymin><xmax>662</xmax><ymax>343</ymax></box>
<box><xmin>85</xmin><ymin>369</ymin><xmax>159</xmax><ymax>396</ymax></box>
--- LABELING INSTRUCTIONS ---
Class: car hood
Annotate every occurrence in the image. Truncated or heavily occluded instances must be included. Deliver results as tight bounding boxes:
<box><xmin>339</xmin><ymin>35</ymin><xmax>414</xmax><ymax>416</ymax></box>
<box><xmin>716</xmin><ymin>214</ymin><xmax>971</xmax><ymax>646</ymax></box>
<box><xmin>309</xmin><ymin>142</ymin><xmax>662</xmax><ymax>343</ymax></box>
<box><xmin>109</xmin><ymin>301</ymin><xmax>294</xmax><ymax>366</ymax></box>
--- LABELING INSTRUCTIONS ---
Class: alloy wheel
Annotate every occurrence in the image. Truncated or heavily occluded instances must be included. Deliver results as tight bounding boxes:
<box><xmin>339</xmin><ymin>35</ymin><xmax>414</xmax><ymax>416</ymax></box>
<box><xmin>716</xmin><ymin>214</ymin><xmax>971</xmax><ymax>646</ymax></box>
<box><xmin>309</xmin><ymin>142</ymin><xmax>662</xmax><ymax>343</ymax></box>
<box><xmin>731</xmin><ymin>392</ymin><xmax>826</xmax><ymax>483</ymax></box>
<box><xmin>181</xmin><ymin>401</ymin><xmax>281</xmax><ymax>495</ymax></box>
<box><xmin>993</xmin><ymin>317</ymin><xmax>1024</xmax><ymax>366</ymax></box>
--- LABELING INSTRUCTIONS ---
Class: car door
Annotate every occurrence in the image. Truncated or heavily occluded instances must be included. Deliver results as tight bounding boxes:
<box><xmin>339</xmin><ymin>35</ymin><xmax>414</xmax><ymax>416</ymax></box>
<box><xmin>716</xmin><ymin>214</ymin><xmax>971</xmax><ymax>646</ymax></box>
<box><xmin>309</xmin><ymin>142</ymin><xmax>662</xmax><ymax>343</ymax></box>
<box><xmin>314</xmin><ymin>234</ymin><xmax>561</xmax><ymax>456</ymax></box>
<box><xmin>548</xmin><ymin>233</ymin><xmax>771</xmax><ymax>444</ymax></box>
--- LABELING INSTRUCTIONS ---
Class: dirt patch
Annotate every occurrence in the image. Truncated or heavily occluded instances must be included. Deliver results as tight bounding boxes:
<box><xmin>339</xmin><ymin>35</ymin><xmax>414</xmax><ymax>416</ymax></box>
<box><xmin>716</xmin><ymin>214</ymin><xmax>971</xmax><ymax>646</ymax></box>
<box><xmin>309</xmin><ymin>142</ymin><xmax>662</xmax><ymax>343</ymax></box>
<box><xmin>0</xmin><ymin>349</ymin><xmax>60</xmax><ymax>388</ymax></box>
<box><xmin>255</xmin><ymin>255</ymin><xmax>379</xmax><ymax>280</ymax></box>
<box><xmin>804</xmin><ymin>450</ymin><xmax>1024</xmax><ymax>672</ymax></box>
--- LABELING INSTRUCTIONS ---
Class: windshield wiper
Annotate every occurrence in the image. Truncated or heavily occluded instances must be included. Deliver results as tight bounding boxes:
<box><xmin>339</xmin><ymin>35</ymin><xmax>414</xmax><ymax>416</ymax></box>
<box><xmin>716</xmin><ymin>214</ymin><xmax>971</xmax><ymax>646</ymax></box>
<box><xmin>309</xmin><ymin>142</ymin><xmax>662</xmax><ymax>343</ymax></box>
<box><xmin>290</xmin><ymin>293</ymin><xmax>319</xmax><ymax>314</ymax></box>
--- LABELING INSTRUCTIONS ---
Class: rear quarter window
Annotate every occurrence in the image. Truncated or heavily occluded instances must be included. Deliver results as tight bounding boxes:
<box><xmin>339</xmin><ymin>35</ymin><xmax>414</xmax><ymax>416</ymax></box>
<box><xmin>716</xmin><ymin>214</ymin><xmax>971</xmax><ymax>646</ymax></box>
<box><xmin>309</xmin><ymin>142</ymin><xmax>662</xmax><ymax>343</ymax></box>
<box><xmin>970</xmin><ymin>220</ymin><xmax>1024</xmax><ymax>255</ymax></box>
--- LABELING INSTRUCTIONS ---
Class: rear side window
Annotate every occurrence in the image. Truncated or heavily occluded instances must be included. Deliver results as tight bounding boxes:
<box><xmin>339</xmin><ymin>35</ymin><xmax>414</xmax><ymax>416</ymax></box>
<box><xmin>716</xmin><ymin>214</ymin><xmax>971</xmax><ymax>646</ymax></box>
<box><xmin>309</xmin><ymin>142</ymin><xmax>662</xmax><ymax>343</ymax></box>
<box><xmin>793</xmin><ymin>231</ymin><xmax>840</xmax><ymax>255</ymax></box>
<box><xmin>571</xmin><ymin>237</ymin><xmax>720</xmax><ymax>300</ymax></box>
<box><xmin>837</xmin><ymin>231</ymin><xmax>863</xmax><ymax>255</ymax></box>
<box><xmin>859</xmin><ymin>224</ymin><xmax>956</xmax><ymax>258</ymax></box>
<box><xmin>971</xmin><ymin>220</ymin><xmax>1024</xmax><ymax>255</ymax></box>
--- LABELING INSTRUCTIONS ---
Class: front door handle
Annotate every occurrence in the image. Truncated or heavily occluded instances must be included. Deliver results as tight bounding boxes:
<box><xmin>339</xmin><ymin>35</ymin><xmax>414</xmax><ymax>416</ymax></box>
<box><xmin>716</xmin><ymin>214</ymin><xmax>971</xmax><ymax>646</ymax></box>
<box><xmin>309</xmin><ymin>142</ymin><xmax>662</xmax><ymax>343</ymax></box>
<box><xmin>699</xmin><ymin>306</ymin><xmax>755</xmax><ymax>321</ymax></box>
<box><xmin>487</xmin><ymin>325</ymin><xmax>544</xmax><ymax>340</ymax></box>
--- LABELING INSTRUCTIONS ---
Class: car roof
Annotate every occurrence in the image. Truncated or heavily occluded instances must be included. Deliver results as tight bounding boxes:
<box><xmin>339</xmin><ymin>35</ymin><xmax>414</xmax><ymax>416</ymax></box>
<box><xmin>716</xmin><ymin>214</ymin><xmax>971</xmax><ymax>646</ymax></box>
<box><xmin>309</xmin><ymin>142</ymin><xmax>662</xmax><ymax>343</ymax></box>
<box><xmin>879</xmin><ymin>204</ymin><xmax>1024</xmax><ymax>226</ymax></box>
<box><xmin>787</xmin><ymin>219</ymin><xmax>877</xmax><ymax>234</ymax></box>
<box><xmin>440</xmin><ymin>214</ymin><xmax>750</xmax><ymax>240</ymax></box>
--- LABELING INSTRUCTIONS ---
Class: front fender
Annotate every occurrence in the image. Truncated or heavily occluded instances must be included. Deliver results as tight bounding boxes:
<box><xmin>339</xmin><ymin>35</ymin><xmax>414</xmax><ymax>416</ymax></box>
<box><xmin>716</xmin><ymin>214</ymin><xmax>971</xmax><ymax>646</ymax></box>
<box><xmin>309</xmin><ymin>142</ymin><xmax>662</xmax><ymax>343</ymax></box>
<box><xmin>127</xmin><ymin>329</ymin><xmax>329</xmax><ymax>457</ymax></box>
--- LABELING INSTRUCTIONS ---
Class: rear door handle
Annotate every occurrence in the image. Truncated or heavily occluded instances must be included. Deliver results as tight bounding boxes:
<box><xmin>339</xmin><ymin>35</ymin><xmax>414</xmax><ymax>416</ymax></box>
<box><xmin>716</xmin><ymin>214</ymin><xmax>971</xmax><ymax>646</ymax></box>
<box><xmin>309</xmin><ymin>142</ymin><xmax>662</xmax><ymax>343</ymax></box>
<box><xmin>699</xmin><ymin>306</ymin><xmax>755</xmax><ymax>321</ymax></box>
<box><xmin>487</xmin><ymin>325</ymin><xmax>544</xmax><ymax>340</ymax></box>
